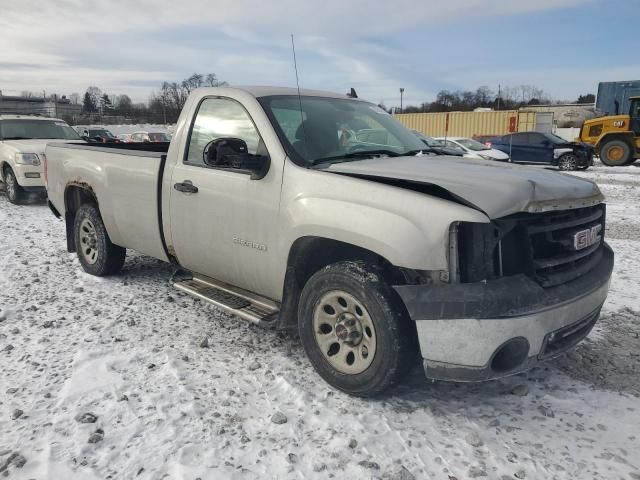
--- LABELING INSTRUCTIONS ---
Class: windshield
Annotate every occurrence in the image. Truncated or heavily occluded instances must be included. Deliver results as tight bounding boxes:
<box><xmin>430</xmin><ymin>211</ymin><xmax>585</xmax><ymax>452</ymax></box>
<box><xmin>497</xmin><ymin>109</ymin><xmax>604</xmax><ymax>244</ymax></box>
<box><xmin>544</xmin><ymin>133</ymin><xmax>569</xmax><ymax>145</ymax></box>
<box><xmin>456</xmin><ymin>138</ymin><xmax>490</xmax><ymax>151</ymax></box>
<box><xmin>0</xmin><ymin>119</ymin><xmax>81</xmax><ymax>140</ymax></box>
<box><xmin>260</xmin><ymin>95</ymin><xmax>426</xmax><ymax>165</ymax></box>
<box><xmin>89</xmin><ymin>129</ymin><xmax>115</xmax><ymax>138</ymax></box>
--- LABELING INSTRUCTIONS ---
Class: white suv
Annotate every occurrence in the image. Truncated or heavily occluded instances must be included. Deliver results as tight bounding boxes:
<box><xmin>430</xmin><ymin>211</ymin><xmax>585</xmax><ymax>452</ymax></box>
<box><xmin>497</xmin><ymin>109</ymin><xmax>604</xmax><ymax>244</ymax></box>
<box><xmin>0</xmin><ymin>115</ymin><xmax>81</xmax><ymax>204</ymax></box>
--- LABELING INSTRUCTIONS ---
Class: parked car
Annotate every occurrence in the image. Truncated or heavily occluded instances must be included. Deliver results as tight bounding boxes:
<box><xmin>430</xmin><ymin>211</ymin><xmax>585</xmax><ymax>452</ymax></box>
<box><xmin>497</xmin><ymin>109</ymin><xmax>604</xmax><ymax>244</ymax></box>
<box><xmin>45</xmin><ymin>86</ymin><xmax>613</xmax><ymax>396</ymax></box>
<box><xmin>491</xmin><ymin>132</ymin><xmax>593</xmax><ymax>170</ymax></box>
<box><xmin>129</xmin><ymin>131</ymin><xmax>171</xmax><ymax>143</ymax></box>
<box><xmin>412</xmin><ymin>130</ymin><xmax>465</xmax><ymax>156</ymax></box>
<box><xmin>435</xmin><ymin>136</ymin><xmax>510</xmax><ymax>161</ymax></box>
<box><xmin>0</xmin><ymin>115</ymin><xmax>82</xmax><ymax>204</ymax></box>
<box><xmin>76</xmin><ymin>127</ymin><xmax>120</xmax><ymax>143</ymax></box>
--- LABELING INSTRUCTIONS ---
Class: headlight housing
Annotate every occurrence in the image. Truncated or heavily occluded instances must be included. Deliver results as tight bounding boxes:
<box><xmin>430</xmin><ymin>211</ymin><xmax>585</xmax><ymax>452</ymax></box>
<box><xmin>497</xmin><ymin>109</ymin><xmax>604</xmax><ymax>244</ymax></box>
<box><xmin>478</xmin><ymin>153</ymin><xmax>493</xmax><ymax>161</ymax></box>
<box><xmin>15</xmin><ymin>153</ymin><xmax>41</xmax><ymax>166</ymax></box>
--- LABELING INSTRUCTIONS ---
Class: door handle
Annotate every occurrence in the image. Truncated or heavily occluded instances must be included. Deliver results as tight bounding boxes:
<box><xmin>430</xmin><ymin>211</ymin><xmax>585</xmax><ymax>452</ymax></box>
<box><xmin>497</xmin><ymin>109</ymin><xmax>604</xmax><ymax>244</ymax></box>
<box><xmin>174</xmin><ymin>181</ymin><xmax>198</xmax><ymax>194</ymax></box>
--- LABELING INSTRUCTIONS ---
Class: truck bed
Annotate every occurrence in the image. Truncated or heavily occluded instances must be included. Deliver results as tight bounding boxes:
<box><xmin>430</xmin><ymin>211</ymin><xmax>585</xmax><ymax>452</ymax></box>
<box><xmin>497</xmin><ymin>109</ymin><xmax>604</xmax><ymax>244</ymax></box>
<box><xmin>45</xmin><ymin>141</ymin><xmax>170</xmax><ymax>262</ymax></box>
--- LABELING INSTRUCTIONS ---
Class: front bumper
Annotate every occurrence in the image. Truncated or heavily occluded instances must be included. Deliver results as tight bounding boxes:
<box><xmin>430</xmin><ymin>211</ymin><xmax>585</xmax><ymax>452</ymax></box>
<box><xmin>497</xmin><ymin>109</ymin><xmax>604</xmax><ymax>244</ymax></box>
<box><xmin>394</xmin><ymin>243</ymin><xmax>613</xmax><ymax>382</ymax></box>
<box><xmin>12</xmin><ymin>163</ymin><xmax>45</xmax><ymax>188</ymax></box>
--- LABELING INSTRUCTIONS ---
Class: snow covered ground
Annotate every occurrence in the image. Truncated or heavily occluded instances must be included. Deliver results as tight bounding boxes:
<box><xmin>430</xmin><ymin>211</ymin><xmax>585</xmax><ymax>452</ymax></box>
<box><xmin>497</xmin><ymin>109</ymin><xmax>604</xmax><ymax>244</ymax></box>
<box><xmin>1</xmin><ymin>162</ymin><xmax>639</xmax><ymax>480</ymax></box>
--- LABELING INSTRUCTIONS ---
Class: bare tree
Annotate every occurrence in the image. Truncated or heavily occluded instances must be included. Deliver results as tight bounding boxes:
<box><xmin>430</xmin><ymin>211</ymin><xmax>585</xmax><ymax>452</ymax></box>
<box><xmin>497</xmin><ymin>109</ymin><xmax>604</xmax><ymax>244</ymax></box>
<box><xmin>182</xmin><ymin>73</ymin><xmax>204</xmax><ymax>94</ymax></box>
<box><xmin>204</xmin><ymin>73</ymin><xmax>227</xmax><ymax>87</ymax></box>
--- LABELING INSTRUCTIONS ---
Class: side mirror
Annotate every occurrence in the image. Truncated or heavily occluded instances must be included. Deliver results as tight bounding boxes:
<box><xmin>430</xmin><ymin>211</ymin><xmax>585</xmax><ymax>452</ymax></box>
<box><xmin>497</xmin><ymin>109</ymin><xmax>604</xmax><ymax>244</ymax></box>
<box><xmin>204</xmin><ymin>137</ymin><xmax>269</xmax><ymax>179</ymax></box>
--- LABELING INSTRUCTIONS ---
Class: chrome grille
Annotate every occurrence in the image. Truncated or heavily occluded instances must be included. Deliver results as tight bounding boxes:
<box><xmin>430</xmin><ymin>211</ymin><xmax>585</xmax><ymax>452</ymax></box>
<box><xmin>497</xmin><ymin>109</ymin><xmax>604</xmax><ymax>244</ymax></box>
<box><xmin>524</xmin><ymin>205</ymin><xmax>605</xmax><ymax>287</ymax></box>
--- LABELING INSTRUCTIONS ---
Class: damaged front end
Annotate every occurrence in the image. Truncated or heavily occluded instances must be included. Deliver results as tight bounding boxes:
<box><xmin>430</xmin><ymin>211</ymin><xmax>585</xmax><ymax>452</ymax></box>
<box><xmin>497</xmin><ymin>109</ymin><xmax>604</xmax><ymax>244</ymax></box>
<box><xmin>454</xmin><ymin>203</ymin><xmax>607</xmax><ymax>289</ymax></box>
<box><xmin>394</xmin><ymin>203</ymin><xmax>614</xmax><ymax>382</ymax></box>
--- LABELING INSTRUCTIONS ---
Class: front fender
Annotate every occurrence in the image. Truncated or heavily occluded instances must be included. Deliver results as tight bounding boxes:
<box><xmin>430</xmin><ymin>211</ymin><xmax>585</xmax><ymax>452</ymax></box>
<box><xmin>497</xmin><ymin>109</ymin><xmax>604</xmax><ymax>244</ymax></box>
<box><xmin>280</xmin><ymin>168</ymin><xmax>489</xmax><ymax>273</ymax></box>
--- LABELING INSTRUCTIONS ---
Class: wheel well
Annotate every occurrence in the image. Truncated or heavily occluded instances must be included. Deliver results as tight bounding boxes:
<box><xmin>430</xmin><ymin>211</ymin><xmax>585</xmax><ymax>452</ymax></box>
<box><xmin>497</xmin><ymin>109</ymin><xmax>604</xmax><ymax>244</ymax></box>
<box><xmin>1</xmin><ymin>162</ymin><xmax>11</xmax><ymax>180</ymax></box>
<box><xmin>277</xmin><ymin>236</ymin><xmax>399</xmax><ymax>332</ymax></box>
<box><xmin>64</xmin><ymin>184</ymin><xmax>98</xmax><ymax>252</ymax></box>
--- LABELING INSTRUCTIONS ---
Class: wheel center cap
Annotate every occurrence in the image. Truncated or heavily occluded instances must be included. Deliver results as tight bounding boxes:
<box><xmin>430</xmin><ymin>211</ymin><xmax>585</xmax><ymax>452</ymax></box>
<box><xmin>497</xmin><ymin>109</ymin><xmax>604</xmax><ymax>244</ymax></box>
<box><xmin>335</xmin><ymin>324</ymin><xmax>349</xmax><ymax>340</ymax></box>
<box><xmin>335</xmin><ymin>313</ymin><xmax>363</xmax><ymax>346</ymax></box>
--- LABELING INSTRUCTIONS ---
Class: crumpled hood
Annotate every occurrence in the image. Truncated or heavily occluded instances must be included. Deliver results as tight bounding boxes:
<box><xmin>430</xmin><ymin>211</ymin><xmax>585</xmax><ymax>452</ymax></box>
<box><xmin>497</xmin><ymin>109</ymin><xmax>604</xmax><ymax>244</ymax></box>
<box><xmin>325</xmin><ymin>155</ymin><xmax>603</xmax><ymax>219</ymax></box>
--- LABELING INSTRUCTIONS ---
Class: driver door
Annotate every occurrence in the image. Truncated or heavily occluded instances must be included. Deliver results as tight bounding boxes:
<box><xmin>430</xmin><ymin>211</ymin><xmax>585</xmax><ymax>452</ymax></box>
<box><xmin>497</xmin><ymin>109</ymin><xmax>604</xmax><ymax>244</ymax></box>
<box><xmin>169</xmin><ymin>97</ymin><xmax>282</xmax><ymax>299</ymax></box>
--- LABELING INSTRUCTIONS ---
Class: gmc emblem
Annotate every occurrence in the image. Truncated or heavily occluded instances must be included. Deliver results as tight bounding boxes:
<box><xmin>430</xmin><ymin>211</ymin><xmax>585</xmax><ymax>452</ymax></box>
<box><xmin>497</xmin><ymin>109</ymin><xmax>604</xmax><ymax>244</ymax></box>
<box><xmin>573</xmin><ymin>225</ymin><xmax>602</xmax><ymax>251</ymax></box>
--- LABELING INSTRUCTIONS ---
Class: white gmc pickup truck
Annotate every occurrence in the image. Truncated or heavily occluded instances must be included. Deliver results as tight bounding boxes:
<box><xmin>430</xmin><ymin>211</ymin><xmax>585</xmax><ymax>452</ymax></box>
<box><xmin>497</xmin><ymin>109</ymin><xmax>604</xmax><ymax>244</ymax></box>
<box><xmin>0</xmin><ymin>115</ymin><xmax>81</xmax><ymax>204</ymax></box>
<box><xmin>45</xmin><ymin>87</ymin><xmax>613</xmax><ymax>396</ymax></box>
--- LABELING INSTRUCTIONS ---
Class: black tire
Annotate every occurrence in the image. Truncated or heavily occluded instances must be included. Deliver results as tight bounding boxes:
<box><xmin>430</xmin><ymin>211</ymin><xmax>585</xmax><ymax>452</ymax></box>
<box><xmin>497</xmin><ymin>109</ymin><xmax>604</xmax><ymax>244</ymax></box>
<box><xmin>73</xmin><ymin>204</ymin><xmax>126</xmax><ymax>276</ymax></box>
<box><xmin>3</xmin><ymin>167</ymin><xmax>26</xmax><ymax>204</ymax></box>
<box><xmin>600</xmin><ymin>139</ymin><xmax>632</xmax><ymax>166</ymax></box>
<box><xmin>558</xmin><ymin>153</ymin><xmax>579</xmax><ymax>171</ymax></box>
<box><xmin>298</xmin><ymin>261</ymin><xmax>418</xmax><ymax>397</ymax></box>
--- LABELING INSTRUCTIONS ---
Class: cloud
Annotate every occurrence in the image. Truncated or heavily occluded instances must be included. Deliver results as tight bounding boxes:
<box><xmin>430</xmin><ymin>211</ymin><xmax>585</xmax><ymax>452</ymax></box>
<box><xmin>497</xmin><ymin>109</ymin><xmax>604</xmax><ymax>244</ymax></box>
<box><xmin>0</xmin><ymin>0</ymin><xmax>602</xmax><ymax>103</ymax></box>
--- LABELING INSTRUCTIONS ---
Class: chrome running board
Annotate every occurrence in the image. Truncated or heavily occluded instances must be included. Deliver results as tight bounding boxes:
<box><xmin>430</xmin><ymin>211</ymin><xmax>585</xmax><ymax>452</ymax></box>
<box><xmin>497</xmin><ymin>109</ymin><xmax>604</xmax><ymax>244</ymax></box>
<box><xmin>171</xmin><ymin>270</ymin><xmax>279</xmax><ymax>328</ymax></box>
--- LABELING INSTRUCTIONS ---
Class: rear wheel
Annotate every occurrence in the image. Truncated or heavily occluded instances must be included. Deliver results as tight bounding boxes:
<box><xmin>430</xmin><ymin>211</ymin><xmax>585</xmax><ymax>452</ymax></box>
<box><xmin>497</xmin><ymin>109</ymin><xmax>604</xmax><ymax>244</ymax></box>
<box><xmin>558</xmin><ymin>153</ymin><xmax>578</xmax><ymax>171</ymax></box>
<box><xmin>73</xmin><ymin>204</ymin><xmax>126</xmax><ymax>276</ymax></box>
<box><xmin>600</xmin><ymin>139</ymin><xmax>632</xmax><ymax>166</ymax></box>
<box><xmin>3</xmin><ymin>167</ymin><xmax>26</xmax><ymax>204</ymax></box>
<box><xmin>298</xmin><ymin>261</ymin><xmax>418</xmax><ymax>397</ymax></box>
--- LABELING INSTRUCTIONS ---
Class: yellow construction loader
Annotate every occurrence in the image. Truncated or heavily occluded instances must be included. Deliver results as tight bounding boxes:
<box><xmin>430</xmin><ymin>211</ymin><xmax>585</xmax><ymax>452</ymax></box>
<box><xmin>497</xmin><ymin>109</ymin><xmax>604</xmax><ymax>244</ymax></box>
<box><xmin>577</xmin><ymin>96</ymin><xmax>640</xmax><ymax>166</ymax></box>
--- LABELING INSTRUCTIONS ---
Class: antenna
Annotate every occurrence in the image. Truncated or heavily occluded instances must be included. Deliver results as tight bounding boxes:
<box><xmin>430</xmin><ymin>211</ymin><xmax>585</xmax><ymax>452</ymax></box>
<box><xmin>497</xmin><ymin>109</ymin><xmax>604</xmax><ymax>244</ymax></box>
<box><xmin>291</xmin><ymin>34</ymin><xmax>308</xmax><ymax>158</ymax></box>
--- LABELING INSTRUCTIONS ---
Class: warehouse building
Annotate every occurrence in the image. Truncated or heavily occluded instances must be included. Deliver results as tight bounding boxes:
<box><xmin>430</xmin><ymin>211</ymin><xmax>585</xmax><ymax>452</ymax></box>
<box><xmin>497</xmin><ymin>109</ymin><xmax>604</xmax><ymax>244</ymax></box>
<box><xmin>0</xmin><ymin>92</ymin><xmax>82</xmax><ymax>122</ymax></box>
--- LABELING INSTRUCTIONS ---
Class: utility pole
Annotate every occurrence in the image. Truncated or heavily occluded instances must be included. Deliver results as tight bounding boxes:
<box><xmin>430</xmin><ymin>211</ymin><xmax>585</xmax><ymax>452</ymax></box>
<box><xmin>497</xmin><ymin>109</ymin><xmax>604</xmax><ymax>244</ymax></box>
<box><xmin>399</xmin><ymin>87</ymin><xmax>404</xmax><ymax>113</ymax></box>
<box><xmin>497</xmin><ymin>84</ymin><xmax>501</xmax><ymax>111</ymax></box>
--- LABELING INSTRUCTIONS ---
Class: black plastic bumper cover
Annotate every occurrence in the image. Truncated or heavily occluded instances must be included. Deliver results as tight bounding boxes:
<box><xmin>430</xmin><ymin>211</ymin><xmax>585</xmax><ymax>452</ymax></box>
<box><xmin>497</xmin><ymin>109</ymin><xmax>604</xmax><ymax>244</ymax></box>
<box><xmin>394</xmin><ymin>243</ymin><xmax>613</xmax><ymax>321</ymax></box>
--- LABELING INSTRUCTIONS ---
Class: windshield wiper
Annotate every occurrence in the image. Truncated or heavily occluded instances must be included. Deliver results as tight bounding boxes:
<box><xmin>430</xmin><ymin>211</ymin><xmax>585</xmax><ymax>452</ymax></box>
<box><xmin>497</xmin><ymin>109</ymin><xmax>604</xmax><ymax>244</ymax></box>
<box><xmin>2</xmin><ymin>136</ymin><xmax>31</xmax><ymax>140</ymax></box>
<box><xmin>311</xmin><ymin>149</ymin><xmax>402</xmax><ymax>166</ymax></box>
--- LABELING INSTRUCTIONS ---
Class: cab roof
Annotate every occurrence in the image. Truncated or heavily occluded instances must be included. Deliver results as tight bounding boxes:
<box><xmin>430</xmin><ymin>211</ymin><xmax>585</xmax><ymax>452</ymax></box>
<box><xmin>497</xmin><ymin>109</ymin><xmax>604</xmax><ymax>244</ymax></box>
<box><xmin>196</xmin><ymin>85</ymin><xmax>360</xmax><ymax>100</ymax></box>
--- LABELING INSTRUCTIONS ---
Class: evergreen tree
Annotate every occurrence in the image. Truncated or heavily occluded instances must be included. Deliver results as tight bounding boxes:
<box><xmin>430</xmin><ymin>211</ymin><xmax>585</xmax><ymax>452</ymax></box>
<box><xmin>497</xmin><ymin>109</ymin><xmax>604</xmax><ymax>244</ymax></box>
<box><xmin>82</xmin><ymin>91</ymin><xmax>96</xmax><ymax>112</ymax></box>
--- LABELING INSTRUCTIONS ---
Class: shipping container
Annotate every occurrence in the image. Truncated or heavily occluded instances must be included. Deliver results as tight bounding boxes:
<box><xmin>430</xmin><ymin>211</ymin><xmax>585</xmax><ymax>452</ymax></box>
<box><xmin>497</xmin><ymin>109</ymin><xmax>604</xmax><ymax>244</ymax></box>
<box><xmin>394</xmin><ymin>110</ymin><xmax>543</xmax><ymax>138</ymax></box>
<box><xmin>596</xmin><ymin>80</ymin><xmax>640</xmax><ymax>115</ymax></box>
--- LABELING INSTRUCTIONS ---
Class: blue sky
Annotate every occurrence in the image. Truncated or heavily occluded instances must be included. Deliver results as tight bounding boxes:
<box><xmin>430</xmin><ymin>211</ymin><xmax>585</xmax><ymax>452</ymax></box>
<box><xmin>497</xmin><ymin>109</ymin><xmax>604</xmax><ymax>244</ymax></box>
<box><xmin>0</xmin><ymin>0</ymin><xmax>638</xmax><ymax>106</ymax></box>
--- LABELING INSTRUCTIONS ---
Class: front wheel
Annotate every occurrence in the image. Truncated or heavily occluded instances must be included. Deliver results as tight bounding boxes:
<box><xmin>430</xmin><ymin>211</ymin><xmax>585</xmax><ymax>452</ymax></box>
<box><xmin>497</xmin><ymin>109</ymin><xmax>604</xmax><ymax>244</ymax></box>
<box><xmin>558</xmin><ymin>153</ymin><xmax>579</xmax><ymax>171</ymax></box>
<box><xmin>3</xmin><ymin>167</ymin><xmax>26</xmax><ymax>204</ymax></box>
<box><xmin>73</xmin><ymin>204</ymin><xmax>126</xmax><ymax>276</ymax></box>
<box><xmin>298</xmin><ymin>261</ymin><xmax>418</xmax><ymax>397</ymax></box>
<box><xmin>600</xmin><ymin>139</ymin><xmax>632</xmax><ymax>166</ymax></box>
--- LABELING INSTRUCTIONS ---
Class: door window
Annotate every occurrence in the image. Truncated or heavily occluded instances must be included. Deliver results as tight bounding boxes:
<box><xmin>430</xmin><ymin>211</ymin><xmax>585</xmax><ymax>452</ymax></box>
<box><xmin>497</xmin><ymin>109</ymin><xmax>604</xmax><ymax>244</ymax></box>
<box><xmin>528</xmin><ymin>133</ymin><xmax>547</xmax><ymax>145</ymax></box>
<box><xmin>510</xmin><ymin>133</ymin><xmax>528</xmax><ymax>144</ymax></box>
<box><xmin>186</xmin><ymin>97</ymin><xmax>262</xmax><ymax>166</ymax></box>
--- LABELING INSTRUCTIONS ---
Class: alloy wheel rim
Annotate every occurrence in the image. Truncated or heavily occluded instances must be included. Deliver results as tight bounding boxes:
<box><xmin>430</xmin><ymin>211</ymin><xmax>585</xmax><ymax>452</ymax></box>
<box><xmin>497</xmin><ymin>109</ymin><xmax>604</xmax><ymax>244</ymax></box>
<box><xmin>313</xmin><ymin>290</ymin><xmax>377</xmax><ymax>375</ymax></box>
<box><xmin>561</xmin><ymin>154</ymin><xmax>577</xmax><ymax>170</ymax></box>
<box><xmin>79</xmin><ymin>218</ymin><xmax>99</xmax><ymax>265</ymax></box>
